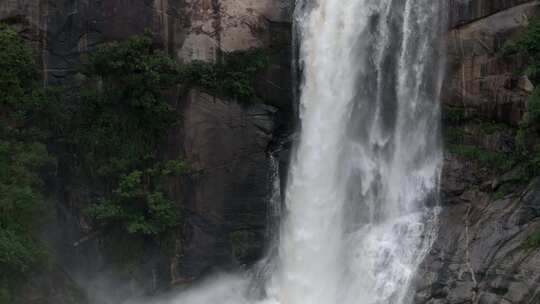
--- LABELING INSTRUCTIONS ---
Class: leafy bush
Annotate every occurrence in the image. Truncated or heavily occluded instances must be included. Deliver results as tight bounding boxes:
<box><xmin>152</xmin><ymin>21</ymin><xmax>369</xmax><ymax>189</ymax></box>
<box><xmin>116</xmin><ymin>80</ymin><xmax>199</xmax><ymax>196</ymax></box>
<box><xmin>527</xmin><ymin>88</ymin><xmax>540</xmax><ymax>125</ymax></box>
<box><xmin>502</xmin><ymin>17</ymin><xmax>540</xmax><ymax>181</ymax></box>
<box><xmin>185</xmin><ymin>49</ymin><xmax>270</xmax><ymax>102</ymax></box>
<box><xmin>503</xmin><ymin>18</ymin><xmax>540</xmax><ymax>246</ymax></box>
<box><xmin>503</xmin><ymin>18</ymin><xmax>540</xmax><ymax>83</ymax></box>
<box><xmin>0</xmin><ymin>27</ymin><xmax>188</xmax><ymax>285</ymax></box>
<box><xmin>448</xmin><ymin>145</ymin><xmax>514</xmax><ymax>172</ymax></box>
<box><xmin>60</xmin><ymin>35</ymin><xmax>190</xmax><ymax>267</ymax></box>
<box><xmin>525</xmin><ymin>231</ymin><xmax>540</xmax><ymax>248</ymax></box>
<box><xmin>0</xmin><ymin>24</ymin><xmax>53</xmax><ymax>303</ymax></box>
<box><xmin>86</xmin><ymin>161</ymin><xmax>188</xmax><ymax>237</ymax></box>
<box><xmin>0</xmin><ymin>26</ymin><xmax>270</xmax><ymax>288</ymax></box>
<box><xmin>71</xmin><ymin>36</ymin><xmax>179</xmax><ymax>180</ymax></box>
<box><xmin>0</xmin><ymin>24</ymin><xmax>35</xmax><ymax>107</ymax></box>
<box><xmin>443</xmin><ymin>127</ymin><xmax>465</xmax><ymax>144</ymax></box>
<box><xmin>477</xmin><ymin>121</ymin><xmax>510</xmax><ymax>135</ymax></box>
<box><xmin>442</xmin><ymin>106</ymin><xmax>466</xmax><ymax>124</ymax></box>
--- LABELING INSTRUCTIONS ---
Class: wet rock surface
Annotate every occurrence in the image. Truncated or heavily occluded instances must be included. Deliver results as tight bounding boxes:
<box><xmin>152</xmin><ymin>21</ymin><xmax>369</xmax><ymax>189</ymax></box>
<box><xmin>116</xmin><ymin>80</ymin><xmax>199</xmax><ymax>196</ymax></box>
<box><xmin>176</xmin><ymin>90</ymin><xmax>280</xmax><ymax>278</ymax></box>
<box><xmin>444</xmin><ymin>1</ymin><xmax>540</xmax><ymax>126</ymax></box>
<box><xmin>415</xmin><ymin>157</ymin><xmax>540</xmax><ymax>304</ymax></box>
<box><xmin>415</xmin><ymin>1</ymin><xmax>540</xmax><ymax>302</ymax></box>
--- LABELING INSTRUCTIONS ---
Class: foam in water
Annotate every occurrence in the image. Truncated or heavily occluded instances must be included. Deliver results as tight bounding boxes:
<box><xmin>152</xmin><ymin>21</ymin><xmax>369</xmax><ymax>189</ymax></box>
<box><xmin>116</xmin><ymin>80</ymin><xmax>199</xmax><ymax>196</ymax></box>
<box><xmin>149</xmin><ymin>0</ymin><xmax>445</xmax><ymax>303</ymax></box>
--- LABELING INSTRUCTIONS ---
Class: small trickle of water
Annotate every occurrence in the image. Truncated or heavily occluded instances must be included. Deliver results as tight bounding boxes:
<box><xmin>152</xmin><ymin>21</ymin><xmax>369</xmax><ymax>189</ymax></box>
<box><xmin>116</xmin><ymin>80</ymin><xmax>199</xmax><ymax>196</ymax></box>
<box><xmin>267</xmin><ymin>155</ymin><xmax>283</xmax><ymax>242</ymax></box>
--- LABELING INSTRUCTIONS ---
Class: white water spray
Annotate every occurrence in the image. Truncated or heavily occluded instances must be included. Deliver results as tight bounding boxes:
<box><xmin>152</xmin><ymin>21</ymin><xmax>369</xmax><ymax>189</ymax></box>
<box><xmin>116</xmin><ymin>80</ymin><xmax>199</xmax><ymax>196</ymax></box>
<box><xmin>273</xmin><ymin>1</ymin><xmax>444</xmax><ymax>303</ymax></box>
<box><xmin>156</xmin><ymin>1</ymin><xmax>445</xmax><ymax>304</ymax></box>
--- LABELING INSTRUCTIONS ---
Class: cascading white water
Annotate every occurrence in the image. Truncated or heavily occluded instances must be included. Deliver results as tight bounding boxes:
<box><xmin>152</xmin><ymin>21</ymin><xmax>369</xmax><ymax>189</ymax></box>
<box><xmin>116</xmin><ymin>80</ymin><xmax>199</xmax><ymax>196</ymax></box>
<box><xmin>272</xmin><ymin>0</ymin><xmax>445</xmax><ymax>303</ymax></box>
<box><xmin>156</xmin><ymin>1</ymin><xmax>445</xmax><ymax>304</ymax></box>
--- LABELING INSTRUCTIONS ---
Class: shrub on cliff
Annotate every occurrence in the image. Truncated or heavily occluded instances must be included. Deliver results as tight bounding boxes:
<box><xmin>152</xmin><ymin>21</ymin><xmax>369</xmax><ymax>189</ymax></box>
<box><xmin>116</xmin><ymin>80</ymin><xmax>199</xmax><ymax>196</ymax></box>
<box><xmin>0</xmin><ymin>24</ymin><xmax>54</xmax><ymax>303</ymax></box>
<box><xmin>0</xmin><ymin>25</ymin><xmax>271</xmax><ymax>289</ymax></box>
<box><xmin>502</xmin><ymin>17</ymin><xmax>540</xmax><ymax>179</ymax></box>
<box><xmin>503</xmin><ymin>16</ymin><xmax>540</xmax><ymax>246</ymax></box>
<box><xmin>0</xmin><ymin>27</ymin><xmax>186</xmax><ymax>290</ymax></box>
<box><xmin>184</xmin><ymin>49</ymin><xmax>271</xmax><ymax>103</ymax></box>
<box><xmin>504</xmin><ymin>18</ymin><xmax>540</xmax><ymax>83</ymax></box>
<box><xmin>65</xmin><ymin>36</ymin><xmax>188</xmax><ymax>269</ymax></box>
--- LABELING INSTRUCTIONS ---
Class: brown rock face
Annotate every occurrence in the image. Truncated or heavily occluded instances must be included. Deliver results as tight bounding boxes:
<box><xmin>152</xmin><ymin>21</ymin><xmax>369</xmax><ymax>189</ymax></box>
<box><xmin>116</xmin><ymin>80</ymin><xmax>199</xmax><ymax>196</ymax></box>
<box><xmin>443</xmin><ymin>1</ymin><xmax>539</xmax><ymax>126</ymax></box>
<box><xmin>415</xmin><ymin>2</ymin><xmax>540</xmax><ymax>303</ymax></box>
<box><xmin>449</xmin><ymin>0</ymin><xmax>534</xmax><ymax>27</ymax></box>
<box><xmin>415</xmin><ymin>156</ymin><xmax>540</xmax><ymax>304</ymax></box>
<box><xmin>175</xmin><ymin>90</ymin><xmax>280</xmax><ymax>278</ymax></box>
<box><xmin>1</xmin><ymin>0</ymin><xmax>292</xmax><ymax>79</ymax></box>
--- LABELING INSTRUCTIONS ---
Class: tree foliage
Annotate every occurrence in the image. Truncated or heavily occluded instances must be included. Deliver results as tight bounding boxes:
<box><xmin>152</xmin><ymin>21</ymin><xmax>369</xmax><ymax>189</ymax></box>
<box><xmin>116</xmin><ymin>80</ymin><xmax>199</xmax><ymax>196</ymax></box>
<box><xmin>505</xmin><ymin>18</ymin><xmax>540</xmax><ymax>82</ymax></box>
<box><xmin>0</xmin><ymin>27</ymin><xmax>190</xmax><ymax>292</ymax></box>
<box><xmin>64</xmin><ymin>36</ymin><xmax>188</xmax><ymax>267</ymax></box>
<box><xmin>0</xmin><ymin>24</ymin><xmax>52</xmax><ymax>303</ymax></box>
<box><xmin>185</xmin><ymin>49</ymin><xmax>270</xmax><ymax>102</ymax></box>
<box><xmin>0</xmin><ymin>24</ymin><xmax>271</xmax><ymax>293</ymax></box>
<box><xmin>503</xmin><ymin>17</ymin><xmax>540</xmax><ymax>246</ymax></box>
<box><xmin>502</xmin><ymin>17</ymin><xmax>540</xmax><ymax>179</ymax></box>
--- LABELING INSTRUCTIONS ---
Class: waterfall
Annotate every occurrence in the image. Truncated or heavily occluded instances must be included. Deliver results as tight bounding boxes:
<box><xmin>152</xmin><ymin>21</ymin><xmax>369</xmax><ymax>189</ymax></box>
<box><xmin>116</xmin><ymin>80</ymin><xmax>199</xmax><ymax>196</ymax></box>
<box><xmin>274</xmin><ymin>0</ymin><xmax>444</xmax><ymax>303</ymax></box>
<box><xmin>159</xmin><ymin>1</ymin><xmax>445</xmax><ymax>303</ymax></box>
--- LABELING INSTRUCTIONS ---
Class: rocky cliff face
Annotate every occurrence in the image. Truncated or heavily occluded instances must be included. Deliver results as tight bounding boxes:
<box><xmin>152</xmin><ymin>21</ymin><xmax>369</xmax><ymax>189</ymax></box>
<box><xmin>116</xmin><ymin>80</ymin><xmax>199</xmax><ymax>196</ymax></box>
<box><xmin>415</xmin><ymin>1</ymin><xmax>540</xmax><ymax>303</ymax></box>
<box><xmin>1</xmin><ymin>0</ymin><xmax>293</xmax><ymax>302</ymax></box>
<box><xmin>3</xmin><ymin>0</ymin><xmax>540</xmax><ymax>303</ymax></box>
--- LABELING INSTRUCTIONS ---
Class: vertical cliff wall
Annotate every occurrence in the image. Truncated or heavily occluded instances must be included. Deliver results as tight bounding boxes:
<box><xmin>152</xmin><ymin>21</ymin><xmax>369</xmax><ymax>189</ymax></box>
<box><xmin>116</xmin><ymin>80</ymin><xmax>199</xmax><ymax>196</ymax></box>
<box><xmin>1</xmin><ymin>0</ymin><xmax>293</xmax><ymax>302</ymax></box>
<box><xmin>415</xmin><ymin>1</ymin><xmax>540</xmax><ymax>303</ymax></box>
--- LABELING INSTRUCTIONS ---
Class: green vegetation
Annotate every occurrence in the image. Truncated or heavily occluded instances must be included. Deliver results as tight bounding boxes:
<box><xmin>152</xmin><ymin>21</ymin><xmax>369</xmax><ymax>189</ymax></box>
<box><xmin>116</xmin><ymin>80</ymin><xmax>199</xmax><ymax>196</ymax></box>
<box><xmin>527</xmin><ymin>90</ymin><xmax>540</xmax><ymax>125</ymax></box>
<box><xmin>477</xmin><ymin>121</ymin><xmax>510</xmax><ymax>135</ymax></box>
<box><xmin>444</xmin><ymin>127</ymin><xmax>465</xmax><ymax>144</ymax></box>
<box><xmin>73</xmin><ymin>35</ymin><xmax>178</xmax><ymax>180</ymax></box>
<box><xmin>67</xmin><ymin>36</ymin><xmax>187</xmax><ymax>268</ymax></box>
<box><xmin>84</xmin><ymin>162</ymin><xmax>187</xmax><ymax>267</ymax></box>
<box><xmin>0</xmin><ymin>24</ymin><xmax>53</xmax><ymax>303</ymax></box>
<box><xmin>492</xmin><ymin>182</ymin><xmax>518</xmax><ymax>200</ymax></box>
<box><xmin>524</xmin><ymin>231</ymin><xmax>540</xmax><ymax>248</ymax></box>
<box><xmin>448</xmin><ymin>145</ymin><xmax>514</xmax><ymax>172</ymax></box>
<box><xmin>504</xmin><ymin>17</ymin><xmax>540</xmax><ymax>180</ymax></box>
<box><xmin>443</xmin><ymin>108</ymin><xmax>516</xmax><ymax>174</ymax></box>
<box><xmin>73</xmin><ymin>41</ymin><xmax>270</xmax><ymax>266</ymax></box>
<box><xmin>0</xmin><ymin>23</ymin><xmax>272</xmax><ymax>299</ymax></box>
<box><xmin>504</xmin><ymin>17</ymin><xmax>540</xmax><ymax>124</ymax></box>
<box><xmin>72</xmin><ymin>37</ymin><xmax>269</xmax><ymax>268</ymax></box>
<box><xmin>185</xmin><ymin>49</ymin><xmax>270</xmax><ymax>103</ymax></box>
<box><xmin>229</xmin><ymin>230</ymin><xmax>260</xmax><ymax>263</ymax></box>
<box><xmin>0</xmin><ymin>28</ymin><xmax>190</xmax><ymax>297</ymax></box>
<box><xmin>442</xmin><ymin>106</ymin><xmax>466</xmax><ymax>124</ymax></box>
<box><xmin>503</xmin><ymin>17</ymin><xmax>540</xmax><ymax>247</ymax></box>
<box><xmin>503</xmin><ymin>18</ymin><xmax>540</xmax><ymax>84</ymax></box>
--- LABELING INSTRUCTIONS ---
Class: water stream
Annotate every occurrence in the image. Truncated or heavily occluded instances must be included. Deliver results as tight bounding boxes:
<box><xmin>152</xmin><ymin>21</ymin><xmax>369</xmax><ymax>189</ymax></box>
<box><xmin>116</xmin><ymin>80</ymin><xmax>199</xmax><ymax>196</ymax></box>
<box><xmin>273</xmin><ymin>1</ymin><xmax>445</xmax><ymax>303</ymax></box>
<box><xmin>160</xmin><ymin>1</ymin><xmax>445</xmax><ymax>303</ymax></box>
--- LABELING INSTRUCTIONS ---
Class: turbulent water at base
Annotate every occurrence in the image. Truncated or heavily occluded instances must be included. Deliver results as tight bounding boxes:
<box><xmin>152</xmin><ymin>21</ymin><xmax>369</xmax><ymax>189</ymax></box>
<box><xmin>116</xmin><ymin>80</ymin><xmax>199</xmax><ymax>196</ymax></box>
<box><xmin>153</xmin><ymin>1</ymin><xmax>446</xmax><ymax>304</ymax></box>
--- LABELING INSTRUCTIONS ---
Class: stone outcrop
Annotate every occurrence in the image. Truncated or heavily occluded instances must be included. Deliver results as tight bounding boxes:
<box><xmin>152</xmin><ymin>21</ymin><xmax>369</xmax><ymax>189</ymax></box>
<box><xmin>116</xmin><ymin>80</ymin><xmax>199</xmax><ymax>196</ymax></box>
<box><xmin>166</xmin><ymin>0</ymin><xmax>294</xmax><ymax>281</ymax></box>
<box><xmin>1</xmin><ymin>0</ymin><xmax>292</xmax><ymax>78</ymax></box>
<box><xmin>415</xmin><ymin>1</ymin><xmax>540</xmax><ymax>303</ymax></box>
<box><xmin>449</xmin><ymin>0</ymin><xmax>535</xmax><ymax>28</ymax></box>
<box><xmin>415</xmin><ymin>157</ymin><xmax>540</xmax><ymax>304</ymax></box>
<box><xmin>443</xmin><ymin>1</ymin><xmax>539</xmax><ymax>126</ymax></box>
<box><xmin>172</xmin><ymin>0</ymin><xmax>291</xmax><ymax>62</ymax></box>
<box><xmin>175</xmin><ymin>90</ymin><xmax>279</xmax><ymax>279</ymax></box>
